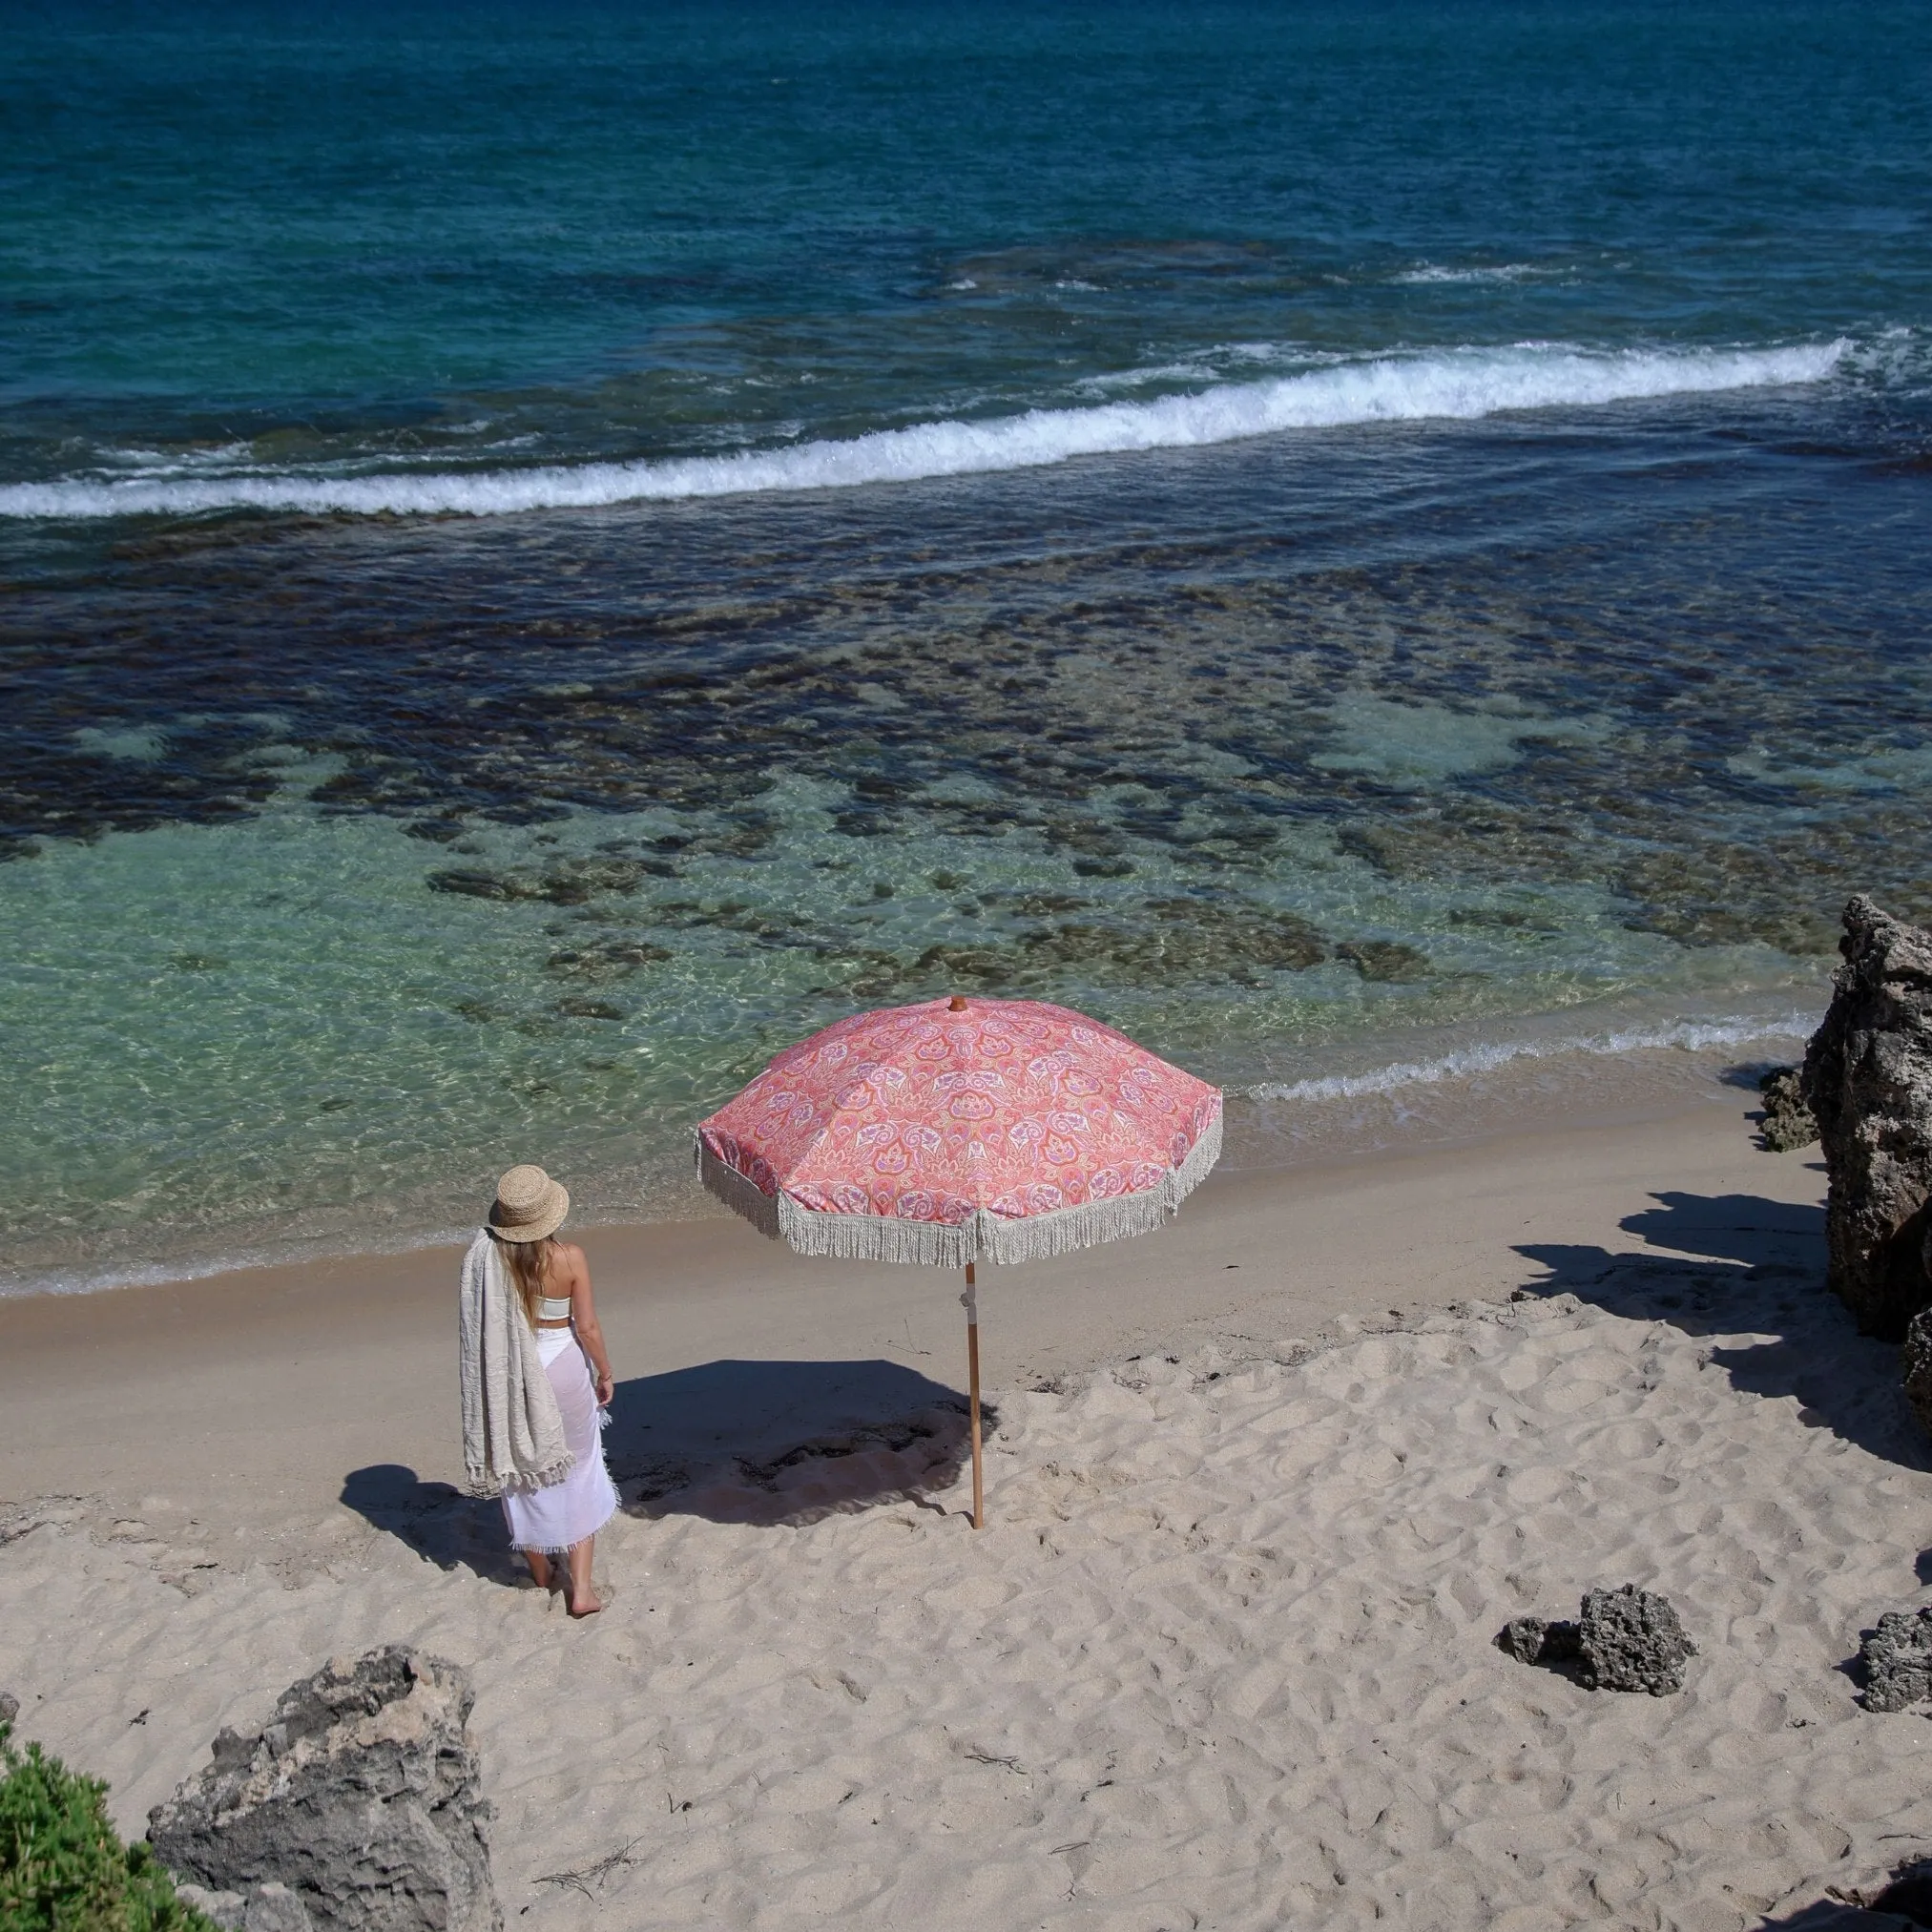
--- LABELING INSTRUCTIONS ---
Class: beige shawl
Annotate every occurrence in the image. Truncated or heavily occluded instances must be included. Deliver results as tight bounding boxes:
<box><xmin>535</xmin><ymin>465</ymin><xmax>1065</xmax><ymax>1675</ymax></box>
<box><xmin>458</xmin><ymin>1229</ymin><xmax>572</xmax><ymax>1498</ymax></box>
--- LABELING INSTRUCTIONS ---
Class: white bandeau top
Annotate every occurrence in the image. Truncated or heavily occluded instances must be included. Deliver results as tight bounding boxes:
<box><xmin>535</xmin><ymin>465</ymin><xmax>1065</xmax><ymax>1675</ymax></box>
<box><xmin>536</xmin><ymin>1296</ymin><xmax>572</xmax><ymax>1321</ymax></box>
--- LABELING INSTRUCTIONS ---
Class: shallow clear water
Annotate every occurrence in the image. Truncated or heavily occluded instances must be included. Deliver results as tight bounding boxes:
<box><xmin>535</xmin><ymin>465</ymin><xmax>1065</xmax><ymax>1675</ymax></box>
<box><xmin>2</xmin><ymin>1</ymin><xmax>1927</xmax><ymax>1287</ymax></box>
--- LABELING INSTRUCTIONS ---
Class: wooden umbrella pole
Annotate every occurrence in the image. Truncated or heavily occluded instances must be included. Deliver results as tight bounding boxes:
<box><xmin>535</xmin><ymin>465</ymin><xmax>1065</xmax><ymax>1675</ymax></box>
<box><xmin>963</xmin><ymin>1262</ymin><xmax>985</xmax><ymax>1530</ymax></box>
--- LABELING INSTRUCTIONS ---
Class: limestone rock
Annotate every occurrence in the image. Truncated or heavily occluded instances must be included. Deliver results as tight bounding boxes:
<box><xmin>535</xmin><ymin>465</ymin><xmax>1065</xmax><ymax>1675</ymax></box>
<box><xmin>1498</xmin><ymin>1587</ymin><xmax>1694</xmax><ymax>1693</ymax></box>
<box><xmin>175</xmin><ymin>1885</ymin><xmax>243</xmax><ymax>1929</ymax></box>
<box><xmin>177</xmin><ymin>1882</ymin><xmax>316</xmax><ymax>1932</ymax></box>
<box><xmin>1576</xmin><ymin>1584</ymin><xmax>1696</xmax><ymax>1694</ymax></box>
<box><xmin>1757</xmin><ymin>1065</ymin><xmax>1819</xmax><ymax>1152</ymax></box>
<box><xmin>150</xmin><ymin>1647</ymin><xmax>499</xmax><ymax>1932</ymax></box>
<box><xmin>1801</xmin><ymin>896</ymin><xmax>1932</xmax><ymax>1340</ymax></box>
<box><xmin>0</xmin><ymin>1690</ymin><xmax>18</xmax><ymax>1727</ymax></box>
<box><xmin>1903</xmin><ymin>1310</ymin><xmax>1932</xmax><ymax>1443</ymax></box>
<box><xmin>242</xmin><ymin>1885</ymin><xmax>316</xmax><ymax>1932</ymax></box>
<box><xmin>1494</xmin><ymin>1616</ymin><xmax>1581</xmax><ymax>1666</ymax></box>
<box><xmin>1859</xmin><ymin>1605</ymin><xmax>1932</xmax><ymax>1713</ymax></box>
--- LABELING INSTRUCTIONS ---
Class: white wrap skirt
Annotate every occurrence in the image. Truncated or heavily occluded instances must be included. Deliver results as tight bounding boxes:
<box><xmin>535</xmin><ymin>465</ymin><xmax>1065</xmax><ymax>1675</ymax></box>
<box><xmin>502</xmin><ymin>1327</ymin><xmax>618</xmax><ymax>1555</ymax></box>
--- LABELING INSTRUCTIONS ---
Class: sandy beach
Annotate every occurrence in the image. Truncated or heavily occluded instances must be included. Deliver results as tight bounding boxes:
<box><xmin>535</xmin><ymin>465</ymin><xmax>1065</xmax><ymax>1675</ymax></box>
<box><xmin>8</xmin><ymin>6</ymin><xmax>1930</xmax><ymax>1926</ymax></box>
<box><xmin>7</xmin><ymin>1091</ymin><xmax>1930</xmax><ymax>1929</ymax></box>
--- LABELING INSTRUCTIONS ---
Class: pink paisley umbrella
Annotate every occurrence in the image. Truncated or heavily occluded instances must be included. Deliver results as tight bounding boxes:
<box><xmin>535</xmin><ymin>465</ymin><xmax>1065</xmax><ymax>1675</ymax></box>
<box><xmin>695</xmin><ymin>993</ymin><xmax>1223</xmax><ymax>1527</ymax></box>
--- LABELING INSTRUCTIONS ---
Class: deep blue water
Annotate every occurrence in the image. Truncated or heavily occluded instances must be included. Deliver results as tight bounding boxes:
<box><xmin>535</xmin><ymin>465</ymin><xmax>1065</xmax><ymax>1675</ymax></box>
<box><xmin>2</xmin><ymin>1</ymin><xmax>1928</xmax><ymax>1286</ymax></box>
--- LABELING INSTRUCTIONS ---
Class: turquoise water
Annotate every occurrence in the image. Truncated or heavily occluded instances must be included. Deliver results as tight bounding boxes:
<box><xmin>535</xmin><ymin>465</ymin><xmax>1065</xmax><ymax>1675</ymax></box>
<box><xmin>3</xmin><ymin>2</ymin><xmax>1929</xmax><ymax>1287</ymax></box>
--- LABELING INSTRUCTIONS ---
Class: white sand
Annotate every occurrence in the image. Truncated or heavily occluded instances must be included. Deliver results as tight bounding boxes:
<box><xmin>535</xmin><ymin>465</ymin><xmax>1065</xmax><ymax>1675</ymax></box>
<box><xmin>7</xmin><ymin>1103</ymin><xmax>1932</xmax><ymax>1929</ymax></box>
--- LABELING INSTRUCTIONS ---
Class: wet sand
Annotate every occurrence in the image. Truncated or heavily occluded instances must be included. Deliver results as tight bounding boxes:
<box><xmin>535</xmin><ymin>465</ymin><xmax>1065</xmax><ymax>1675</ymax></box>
<box><xmin>0</xmin><ymin>1091</ymin><xmax>1820</xmax><ymax>1527</ymax></box>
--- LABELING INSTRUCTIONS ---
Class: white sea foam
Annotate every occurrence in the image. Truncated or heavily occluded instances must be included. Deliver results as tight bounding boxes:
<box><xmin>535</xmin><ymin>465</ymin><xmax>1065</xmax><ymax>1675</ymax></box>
<box><xmin>1238</xmin><ymin>1011</ymin><xmax>1815</xmax><ymax>1107</ymax></box>
<box><xmin>0</xmin><ymin>339</ymin><xmax>1845</xmax><ymax>521</ymax></box>
<box><xmin>1394</xmin><ymin>263</ymin><xmax>1546</xmax><ymax>285</ymax></box>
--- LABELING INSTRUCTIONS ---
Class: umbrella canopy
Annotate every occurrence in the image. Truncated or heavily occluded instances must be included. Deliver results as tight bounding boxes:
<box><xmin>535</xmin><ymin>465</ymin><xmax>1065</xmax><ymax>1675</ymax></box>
<box><xmin>695</xmin><ymin>994</ymin><xmax>1223</xmax><ymax>1266</ymax></box>
<box><xmin>695</xmin><ymin>995</ymin><xmax>1222</xmax><ymax>1528</ymax></box>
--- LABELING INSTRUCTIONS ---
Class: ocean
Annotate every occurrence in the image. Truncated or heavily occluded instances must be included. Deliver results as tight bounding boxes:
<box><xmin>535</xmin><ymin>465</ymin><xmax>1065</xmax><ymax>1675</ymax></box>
<box><xmin>3</xmin><ymin>0</ymin><xmax>1928</xmax><ymax>1291</ymax></box>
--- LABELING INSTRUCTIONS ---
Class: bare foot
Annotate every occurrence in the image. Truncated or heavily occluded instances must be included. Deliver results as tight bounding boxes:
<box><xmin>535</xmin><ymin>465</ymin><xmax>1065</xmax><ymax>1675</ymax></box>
<box><xmin>565</xmin><ymin>1538</ymin><xmax>602</xmax><ymax>1617</ymax></box>
<box><xmin>523</xmin><ymin>1551</ymin><xmax>554</xmax><ymax>1593</ymax></box>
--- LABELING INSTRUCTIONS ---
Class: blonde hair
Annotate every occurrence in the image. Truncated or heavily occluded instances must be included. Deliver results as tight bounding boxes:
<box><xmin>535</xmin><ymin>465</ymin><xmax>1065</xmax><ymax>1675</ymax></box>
<box><xmin>498</xmin><ymin>1236</ymin><xmax>556</xmax><ymax>1330</ymax></box>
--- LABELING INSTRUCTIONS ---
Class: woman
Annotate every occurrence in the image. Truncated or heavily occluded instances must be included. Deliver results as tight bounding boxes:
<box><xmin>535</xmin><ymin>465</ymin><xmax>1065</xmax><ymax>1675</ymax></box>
<box><xmin>462</xmin><ymin>1163</ymin><xmax>618</xmax><ymax>1617</ymax></box>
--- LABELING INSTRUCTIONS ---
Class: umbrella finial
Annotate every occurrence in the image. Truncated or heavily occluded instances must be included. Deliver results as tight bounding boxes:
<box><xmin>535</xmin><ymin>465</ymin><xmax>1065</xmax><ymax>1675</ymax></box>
<box><xmin>947</xmin><ymin>994</ymin><xmax>967</xmax><ymax>1012</ymax></box>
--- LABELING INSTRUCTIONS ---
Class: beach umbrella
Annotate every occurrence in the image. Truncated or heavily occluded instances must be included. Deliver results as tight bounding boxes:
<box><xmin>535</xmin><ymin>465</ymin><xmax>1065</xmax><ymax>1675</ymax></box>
<box><xmin>694</xmin><ymin>994</ymin><xmax>1223</xmax><ymax>1527</ymax></box>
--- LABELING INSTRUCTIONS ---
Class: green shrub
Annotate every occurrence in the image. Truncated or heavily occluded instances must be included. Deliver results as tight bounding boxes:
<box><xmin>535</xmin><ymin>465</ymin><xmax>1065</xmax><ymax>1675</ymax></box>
<box><xmin>0</xmin><ymin>1721</ymin><xmax>214</xmax><ymax>1932</ymax></box>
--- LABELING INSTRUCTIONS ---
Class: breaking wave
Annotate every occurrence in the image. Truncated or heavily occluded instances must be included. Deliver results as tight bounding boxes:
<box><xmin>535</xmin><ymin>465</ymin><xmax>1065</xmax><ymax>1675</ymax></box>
<box><xmin>0</xmin><ymin>339</ymin><xmax>1845</xmax><ymax>521</ymax></box>
<box><xmin>1237</xmin><ymin>1012</ymin><xmax>1817</xmax><ymax>1107</ymax></box>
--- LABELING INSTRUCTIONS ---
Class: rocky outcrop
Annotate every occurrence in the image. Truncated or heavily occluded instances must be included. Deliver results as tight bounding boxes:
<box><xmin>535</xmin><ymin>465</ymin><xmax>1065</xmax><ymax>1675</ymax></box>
<box><xmin>1801</xmin><ymin>897</ymin><xmax>1932</xmax><ymax>1340</ymax></box>
<box><xmin>1757</xmin><ymin>1066</ymin><xmax>1818</xmax><ymax>1152</ymax></box>
<box><xmin>149</xmin><ymin>1647</ymin><xmax>499</xmax><ymax>1932</ymax></box>
<box><xmin>1859</xmin><ymin>1605</ymin><xmax>1932</xmax><ymax>1713</ymax></box>
<box><xmin>1903</xmin><ymin>1311</ymin><xmax>1932</xmax><ymax>1443</ymax></box>
<box><xmin>1496</xmin><ymin>1586</ymin><xmax>1695</xmax><ymax>1694</ymax></box>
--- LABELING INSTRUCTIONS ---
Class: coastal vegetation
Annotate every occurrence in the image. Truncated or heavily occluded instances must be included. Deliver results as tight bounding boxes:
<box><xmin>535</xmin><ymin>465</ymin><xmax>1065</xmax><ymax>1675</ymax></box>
<box><xmin>0</xmin><ymin>1719</ymin><xmax>211</xmax><ymax>1932</ymax></box>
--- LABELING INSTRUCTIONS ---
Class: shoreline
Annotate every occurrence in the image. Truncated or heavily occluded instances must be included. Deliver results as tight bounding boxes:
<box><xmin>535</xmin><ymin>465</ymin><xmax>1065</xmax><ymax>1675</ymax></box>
<box><xmin>0</xmin><ymin>995</ymin><xmax>1820</xmax><ymax>1301</ymax></box>
<box><xmin>0</xmin><ymin>1087</ymin><xmax>1822</xmax><ymax>1533</ymax></box>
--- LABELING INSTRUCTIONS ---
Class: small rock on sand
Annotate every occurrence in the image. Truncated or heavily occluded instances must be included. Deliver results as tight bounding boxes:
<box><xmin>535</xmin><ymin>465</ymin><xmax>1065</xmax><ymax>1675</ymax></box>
<box><xmin>1498</xmin><ymin>1586</ymin><xmax>1696</xmax><ymax>1695</ymax></box>
<box><xmin>1495</xmin><ymin>1616</ymin><xmax>1582</xmax><ymax>1667</ymax></box>
<box><xmin>1577</xmin><ymin>1584</ymin><xmax>1698</xmax><ymax>1694</ymax></box>
<box><xmin>1859</xmin><ymin>1606</ymin><xmax>1932</xmax><ymax>1713</ymax></box>
<box><xmin>1758</xmin><ymin>1065</ymin><xmax>1819</xmax><ymax>1152</ymax></box>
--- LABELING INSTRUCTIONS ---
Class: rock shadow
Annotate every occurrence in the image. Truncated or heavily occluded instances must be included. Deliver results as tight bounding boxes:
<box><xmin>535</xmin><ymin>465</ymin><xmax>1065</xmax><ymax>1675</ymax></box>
<box><xmin>1515</xmin><ymin>1191</ymin><xmax>1929</xmax><ymax>1470</ymax></box>
<box><xmin>605</xmin><ymin>1358</ymin><xmax>988</xmax><ymax>1527</ymax></box>
<box><xmin>1759</xmin><ymin>1904</ymin><xmax>1923</xmax><ymax>1929</ymax></box>
<box><xmin>1621</xmin><ymin>1190</ymin><xmax>1826</xmax><ymax>1273</ymax></box>
<box><xmin>1759</xmin><ymin>1866</ymin><xmax>1932</xmax><ymax>1930</ymax></box>
<box><xmin>338</xmin><ymin>1464</ymin><xmax>528</xmax><ymax>1588</ymax></box>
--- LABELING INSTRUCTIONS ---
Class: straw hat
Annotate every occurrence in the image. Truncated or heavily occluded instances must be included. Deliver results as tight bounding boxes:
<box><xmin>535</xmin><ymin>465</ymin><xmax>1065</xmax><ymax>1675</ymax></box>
<box><xmin>488</xmin><ymin>1164</ymin><xmax>570</xmax><ymax>1244</ymax></box>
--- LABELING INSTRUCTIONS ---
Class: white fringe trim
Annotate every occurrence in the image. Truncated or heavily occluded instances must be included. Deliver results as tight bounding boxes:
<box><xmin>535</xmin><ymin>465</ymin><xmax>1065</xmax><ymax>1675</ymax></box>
<box><xmin>504</xmin><ymin>1493</ymin><xmax>618</xmax><ymax>1558</ymax></box>
<box><xmin>695</xmin><ymin>1104</ymin><xmax>1222</xmax><ymax>1266</ymax></box>
<box><xmin>464</xmin><ymin>1453</ymin><xmax>575</xmax><ymax>1502</ymax></box>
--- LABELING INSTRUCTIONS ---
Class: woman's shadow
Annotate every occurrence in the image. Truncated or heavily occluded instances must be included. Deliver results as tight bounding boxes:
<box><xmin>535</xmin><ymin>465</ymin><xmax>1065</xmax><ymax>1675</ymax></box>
<box><xmin>341</xmin><ymin>1357</ymin><xmax>983</xmax><ymax>1579</ymax></box>
<box><xmin>337</xmin><ymin>1464</ymin><xmax>527</xmax><ymax>1588</ymax></box>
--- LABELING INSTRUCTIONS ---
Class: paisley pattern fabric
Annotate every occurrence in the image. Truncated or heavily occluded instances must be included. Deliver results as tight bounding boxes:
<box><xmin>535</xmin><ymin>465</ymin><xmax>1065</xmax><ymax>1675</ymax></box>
<box><xmin>697</xmin><ymin>997</ymin><xmax>1221</xmax><ymax>1236</ymax></box>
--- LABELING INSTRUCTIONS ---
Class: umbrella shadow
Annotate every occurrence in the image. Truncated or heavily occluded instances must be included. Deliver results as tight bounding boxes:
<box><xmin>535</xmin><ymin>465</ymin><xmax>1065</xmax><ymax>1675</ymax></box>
<box><xmin>338</xmin><ymin>1464</ymin><xmax>530</xmax><ymax>1588</ymax></box>
<box><xmin>1513</xmin><ymin>1191</ymin><xmax>1928</xmax><ymax>1470</ymax></box>
<box><xmin>605</xmin><ymin>1358</ymin><xmax>993</xmax><ymax>1527</ymax></box>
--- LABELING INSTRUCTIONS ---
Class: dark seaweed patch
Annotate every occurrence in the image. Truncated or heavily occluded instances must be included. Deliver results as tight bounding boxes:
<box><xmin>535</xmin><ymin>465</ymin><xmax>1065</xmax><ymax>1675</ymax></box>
<box><xmin>1337</xmin><ymin>940</ymin><xmax>1432</xmax><ymax>983</ymax></box>
<box><xmin>816</xmin><ymin>903</ymin><xmax>1334</xmax><ymax>1003</ymax></box>
<box><xmin>556</xmin><ymin>998</ymin><xmax>627</xmax><ymax>1021</ymax></box>
<box><xmin>2</xmin><ymin>475</ymin><xmax>1925</xmax><ymax>959</ymax></box>
<box><xmin>544</xmin><ymin>940</ymin><xmax>673</xmax><ymax>981</ymax></box>
<box><xmin>426</xmin><ymin>868</ymin><xmax>521</xmax><ymax>901</ymax></box>
<box><xmin>426</xmin><ymin>856</ymin><xmax>659</xmax><ymax>905</ymax></box>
